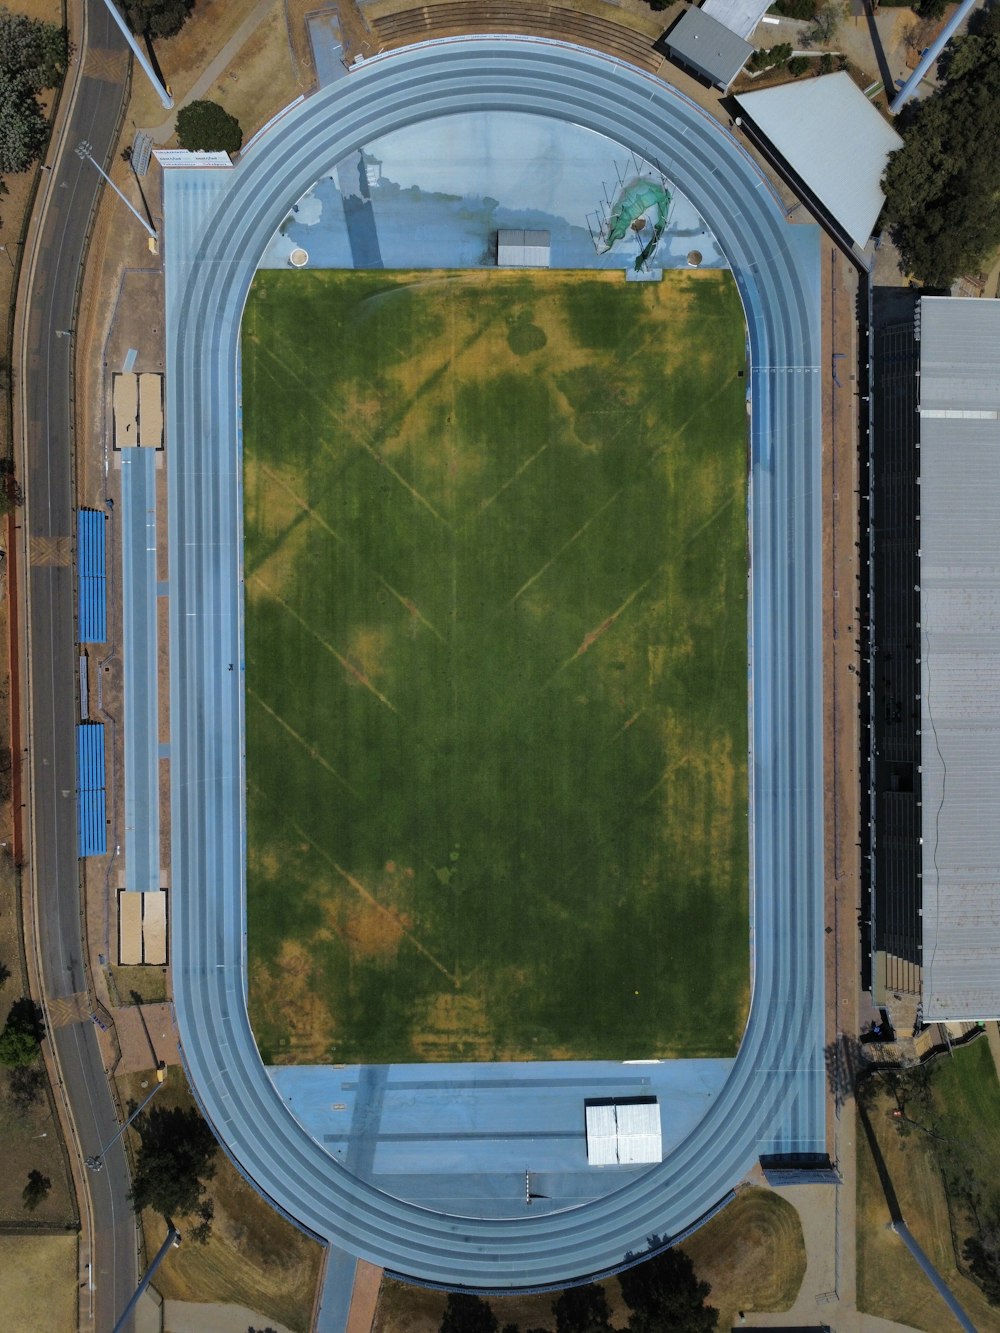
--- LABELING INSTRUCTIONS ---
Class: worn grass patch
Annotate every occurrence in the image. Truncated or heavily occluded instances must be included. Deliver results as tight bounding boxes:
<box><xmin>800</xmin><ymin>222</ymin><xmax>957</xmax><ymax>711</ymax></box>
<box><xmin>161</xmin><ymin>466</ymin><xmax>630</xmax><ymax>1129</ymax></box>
<box><xmin>0</xmin><ymin>1234</ymin><xmax>77</xmax><ymax>1333</ymax></box>
<box><xmin>242</xmin><ymin>268</ymin><xmax>748</xmax><ymax>1064</ymax></box>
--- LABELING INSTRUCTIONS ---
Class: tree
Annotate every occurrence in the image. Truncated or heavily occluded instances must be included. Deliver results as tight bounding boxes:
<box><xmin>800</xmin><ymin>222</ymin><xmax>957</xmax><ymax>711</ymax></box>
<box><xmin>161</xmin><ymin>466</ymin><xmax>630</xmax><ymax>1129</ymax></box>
<box><xmin>787</xmin><ymin>55</ymin><xmax>810</xmax><ymax>76</ymax></box>
<box><xmin>0</xmin><ymin>10</ymin><xmax>67</xmax><ymax>92</ymax></box>
<box><xmin>619</xmin><ymin>1247</ymin><xmax>718</xmax><ymax>1333</ymax></box>
<box><xmin>749</xmin><ymin>42</ymin><xmax>792</xmax><ymax>71</ymax></box>
<box><xmin>553</xmin><ymin>1283</ymin><xmax>614</xmax><ymax>1333</ymax></box>
<box><xmin>0</xmin><ymin>997</ymin><xmax>44</xmax><ymax>1068</ymax></box>
<box><xmin>0</xmin><ymin>958</ymin><xmax>9</xmax><ymax>987</ymax></box>
<box><xmin>963</xmin><ymin>1208</ymin><xmax>1000</xmax><ymax>1306</ymax></box>
<box><xmin>883</xmin><ymin>33</ymin><xmax>1000</xmax><ymax>286</ymax></box>
<box><xmin>7</xmin><ymin>1062</ymin><xmax>45</xmax><ymax>1112</ymax></box>
<box><xmin>807</xmin><ymin>1</ymin><xmax>847</xmax><ymax>45</ymax></box>
<box><xmin>439</xmin><ymin>1293</ymin><xmax>499</xmax><ymax>1333</ymax></box>
<box><xmin>176</xmin><ymin>100</ymin><xmax>243</xmax><ymax>155</ymax></box>
<box><xmin>122</xmin><ymin>0</ymin><xmax>192</xmax><ymax>40</ymax></box>
<box><xmin>21</xmin><ymin>1168</ymin><xmax>51</xmax><ymax>1210</ymax></box>
<box><xmin>129</xmin><ymin>1104</ymin><xmax>219</xmax><ymax>1229</ymax></box>
<box><xmin>0</xmin><ymin>65</ymin><xmax>49</xmax><ymax>173</ymax></box>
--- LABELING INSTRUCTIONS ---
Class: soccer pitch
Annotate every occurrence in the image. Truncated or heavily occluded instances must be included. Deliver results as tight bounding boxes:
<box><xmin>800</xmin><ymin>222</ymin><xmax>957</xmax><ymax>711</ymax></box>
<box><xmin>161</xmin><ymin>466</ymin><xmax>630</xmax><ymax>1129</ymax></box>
<box><xmin>241</xmin><ymin>267</ymin><xmax>749</xmax><ymax>1065</ymax></box>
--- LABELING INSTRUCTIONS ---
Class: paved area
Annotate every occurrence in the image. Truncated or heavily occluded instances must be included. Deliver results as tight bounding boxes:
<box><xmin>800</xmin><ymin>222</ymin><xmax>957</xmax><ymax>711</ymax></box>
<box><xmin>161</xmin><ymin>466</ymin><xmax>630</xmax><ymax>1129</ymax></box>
<box><xmin>121</xmin><ymin>448</ymin><xmax>161</xmax><ymax>894</ymax></box>
<box><xmin>162</xmin><ymin>37</ymin><xmax>824</xmax><ymax>1287</ymax></box>
<box><xmin>163</xmin><ymin>1301</ymin><xmax>296</xmax><ymax>1332</ymax></box>
<box><xmin>270</xmin><ymin>1060</ymin><xmax>733</xmax><ymax>1215</ymax></box>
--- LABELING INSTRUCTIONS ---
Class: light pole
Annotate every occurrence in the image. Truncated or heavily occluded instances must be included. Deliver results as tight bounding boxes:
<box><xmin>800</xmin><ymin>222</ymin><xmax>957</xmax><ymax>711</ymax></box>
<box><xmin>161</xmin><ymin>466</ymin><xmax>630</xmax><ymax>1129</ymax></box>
<box><xmin>112</xmin><ymin>1226</ymin><xmax>181</xmax><ymax>1333</ymax></box>
<box><xmin>86</xmin><ymin>1063</ymin><xmax>166</xmax><ymax>1172</ymax></box>
<box><xmin>98</xmin><ymin>0</ymin><xmax>173</xmax><ymax>109</ymax></box>
<box><xmin>0</xmin><ymin>244</ymin><xmax>14</xmax><ymax>270</ymax></box>
<box><xmin>76</xmin><ymin>142</ymin><xmax>157</xmax><ymax>242</ymax></box>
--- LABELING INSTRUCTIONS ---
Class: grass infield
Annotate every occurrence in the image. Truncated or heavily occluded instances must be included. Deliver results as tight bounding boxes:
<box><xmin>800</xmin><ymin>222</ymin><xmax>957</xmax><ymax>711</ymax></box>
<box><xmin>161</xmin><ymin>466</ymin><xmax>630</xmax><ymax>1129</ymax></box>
<box><xmin>242</xmin><ymin>267</ymin><xmax>748</xmax><ymax>1064</ymax></box>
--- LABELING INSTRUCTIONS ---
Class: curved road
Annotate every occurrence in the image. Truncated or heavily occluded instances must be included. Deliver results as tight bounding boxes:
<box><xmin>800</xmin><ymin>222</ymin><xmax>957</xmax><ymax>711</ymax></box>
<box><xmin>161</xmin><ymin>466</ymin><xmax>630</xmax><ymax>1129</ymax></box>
<box><xmin>164</xmin><ymin>38</ymin><xmax>824</xmax><ymax>1288</ymax></box>
<box><xmin>19</xmin><ymin>1</ymin><xmax>138</xmax><ymax>1327</ymax></box>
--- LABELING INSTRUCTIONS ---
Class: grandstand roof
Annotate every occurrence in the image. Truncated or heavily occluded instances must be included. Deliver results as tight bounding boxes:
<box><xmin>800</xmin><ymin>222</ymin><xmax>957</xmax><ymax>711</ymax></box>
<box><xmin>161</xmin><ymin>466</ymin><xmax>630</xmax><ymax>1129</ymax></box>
<box><xmin>735</xmin><ymin>73</ymin><xmax>902</xmax><ymax>247</ymax></box>
<box><xmin>919</xmin><ymin>297</ymin><xmax>1000</xmax><ymax>1020</ymax></box>
<box><xmin>702</xmin><ymin>0</ymin><xmax>772</xmax><ymax>39</ymax></box>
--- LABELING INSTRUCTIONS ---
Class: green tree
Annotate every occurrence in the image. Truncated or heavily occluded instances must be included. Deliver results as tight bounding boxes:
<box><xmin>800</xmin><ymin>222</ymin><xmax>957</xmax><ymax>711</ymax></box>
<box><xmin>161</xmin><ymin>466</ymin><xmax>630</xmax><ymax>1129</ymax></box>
<box><xmin>963</xmin><ymin>1209</ymin><xmax>1000</xmax><ymax>1306</ymax></box>
<box><xmin>619</xmin><ymin>1247</ymin><xmax>718</xmax><ymax>1333</ymax></box>
<box><xmin>0</xmin><ymin>10</ymin><xmax>67</xmax><ymax>91</ymax></box>
<box><xmin>21</xmin><ymin>1168</ymin><xmax>50</xmax><ymax>1210</ymax></box>
<box><xmin>0</xmin><ymin>65</ymin><xmax>48</xmax><ymax>173</ymax></box>
<box><xmin>787</xmin><ymin>55</ymin><xmax>810</xmax><ymax>76</ymax></box>
<box><xmin>0</xmin><ymin>958</ymin><xmax>9</xmax><ymax>986</ymax></box>
<box><xmin>883</xmin><ymin>33</ymin><xmax>1000</xmax><ymax>285</ymax></box>
<box><xmin>130</xmin><ymin>1104</ymin><xmax>219</xmax><ymax>1229</ymax></box>
<box><xmin>0</xmin><ymin>997</ymin><xmax>43</xmax><ymax>1068</ymax></box>
<box><xmin>749</xmin><ymin>41</ymin><xmax>792</xmax><ymax>70</ymax></box>
<box><xmin>439</xmin><ymin>1293</ymin><xmax>499</xmax><ymax>1333</ymax></box>
<box><xmin>553</xmin><ymin>1283</ymin><xmax>614</xmax><ymax>1333</ymax></box>
<box><xmin>122</xmin><ymin>0</ymin><xmax>192</xmax><ymax>40</ymax></box>
<box><xmin>176</xmin><ymin>99</ymin><xmax>243</xmax><ymax>154</ymax></box>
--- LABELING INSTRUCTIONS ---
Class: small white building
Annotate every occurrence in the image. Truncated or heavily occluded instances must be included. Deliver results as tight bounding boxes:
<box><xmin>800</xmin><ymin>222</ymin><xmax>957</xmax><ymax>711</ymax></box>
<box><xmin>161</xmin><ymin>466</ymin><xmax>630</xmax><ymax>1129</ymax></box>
<box><xmin>497</xmin><ymin>229</ymin><xmax>551</xmax><ymax>268</ymax></box>
<box><xmin>586</xmin><ymin>1099</ymin><xmax>662</xmax><ymax>1166</ymax></box>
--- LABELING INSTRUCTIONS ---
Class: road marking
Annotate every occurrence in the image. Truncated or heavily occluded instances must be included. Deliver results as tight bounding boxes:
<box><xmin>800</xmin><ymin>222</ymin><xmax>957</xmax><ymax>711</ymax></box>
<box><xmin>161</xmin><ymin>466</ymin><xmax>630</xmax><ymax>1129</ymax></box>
<box><xmin>29</xmin><ymin>535</ymin><xmax>70</xmax><ymax>565</ymax></box>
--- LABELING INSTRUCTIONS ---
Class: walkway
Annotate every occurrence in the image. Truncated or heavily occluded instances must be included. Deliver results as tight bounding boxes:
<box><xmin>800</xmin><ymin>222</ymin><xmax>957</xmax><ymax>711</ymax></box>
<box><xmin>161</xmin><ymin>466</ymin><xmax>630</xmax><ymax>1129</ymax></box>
<box><xmin>121</xmin><ymin>447</ymin><xmax>161</xmax><ymax>893</ymax></box>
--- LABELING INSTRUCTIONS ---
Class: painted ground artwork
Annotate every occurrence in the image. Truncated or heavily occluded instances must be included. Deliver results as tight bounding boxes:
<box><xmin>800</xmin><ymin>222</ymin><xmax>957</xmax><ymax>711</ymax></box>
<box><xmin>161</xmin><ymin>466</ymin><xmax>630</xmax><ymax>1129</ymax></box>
<box><xmin>242</xmin><ymin>268</ymin><xmax>749</xmax><ymax>1064</ymax></box>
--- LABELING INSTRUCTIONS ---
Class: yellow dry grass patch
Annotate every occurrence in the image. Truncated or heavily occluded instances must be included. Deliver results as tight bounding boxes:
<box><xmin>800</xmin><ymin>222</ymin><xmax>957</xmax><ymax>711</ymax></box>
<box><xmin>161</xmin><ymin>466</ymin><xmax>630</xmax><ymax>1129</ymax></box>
<box><xmin>0</xmin><ymin>1234</ymin><xmax>76</xmax><ymax>1333</ymax></box>
<box><xmin>410</xmin><ymin>990</ymin><xmax>493</xmax><ymax>1062</ymax></box>
<box><xmin>244</xmin><ymin>456</ymin><xmax>306</xmax><ymax>541</ymax></box>
<box><xmin>250</xmin><ymin>939</ymin><xmax>337</xmax><ymax>1062</ymax></box>
<box><xmin>681</xmin><ymin>1187</ymin><xmax>806</xmax><ymax>1327</ymax></box>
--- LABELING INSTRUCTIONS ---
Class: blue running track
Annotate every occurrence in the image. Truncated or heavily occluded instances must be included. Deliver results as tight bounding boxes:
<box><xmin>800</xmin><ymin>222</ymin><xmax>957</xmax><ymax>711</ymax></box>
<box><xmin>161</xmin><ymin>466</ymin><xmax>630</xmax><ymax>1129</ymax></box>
<box><xmin>163</xmin><ymin>37</ymin><xmax>824</xmax><ymax>1288</ymax></box>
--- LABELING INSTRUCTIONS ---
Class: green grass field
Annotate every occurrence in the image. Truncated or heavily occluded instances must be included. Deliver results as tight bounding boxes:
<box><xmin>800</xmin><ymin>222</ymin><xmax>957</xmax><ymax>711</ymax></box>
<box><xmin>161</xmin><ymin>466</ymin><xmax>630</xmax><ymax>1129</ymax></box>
<box><xmin>241</xmin><ymin>268</ymin><xmax>748</xmax><ymax>1064</ymax></box>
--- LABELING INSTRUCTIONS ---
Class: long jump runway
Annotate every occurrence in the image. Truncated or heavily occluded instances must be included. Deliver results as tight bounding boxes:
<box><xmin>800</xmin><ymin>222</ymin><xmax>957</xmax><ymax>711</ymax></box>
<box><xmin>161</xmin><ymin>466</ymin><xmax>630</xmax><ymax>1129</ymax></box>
<box><xmin>163</xmin><ymin>37</ymin><xmax>824</xmax><ymax>1288</ymax></box>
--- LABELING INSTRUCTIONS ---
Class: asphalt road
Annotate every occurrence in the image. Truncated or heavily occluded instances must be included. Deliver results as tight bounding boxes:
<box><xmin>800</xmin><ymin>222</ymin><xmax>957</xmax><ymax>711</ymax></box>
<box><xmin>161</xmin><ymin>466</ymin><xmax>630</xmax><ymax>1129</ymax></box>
<box><xmin>21</xmin><ymin>1</ymin><xmax>137</xmax><ymax>1328</ymax></box>
<box><xmin>163</xmin><ymin>39</ymin><xmax>826</xmax><ymax>1288</ymax></box>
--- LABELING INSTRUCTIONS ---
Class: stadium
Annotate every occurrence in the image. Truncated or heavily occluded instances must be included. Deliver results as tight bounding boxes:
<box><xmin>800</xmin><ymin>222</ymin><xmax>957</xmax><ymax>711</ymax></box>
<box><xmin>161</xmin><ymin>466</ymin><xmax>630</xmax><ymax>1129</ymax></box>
<box><xmin>162</xmin><ymin>37</ymin><xmax>824</xmax><ymax>1290</ymax></box>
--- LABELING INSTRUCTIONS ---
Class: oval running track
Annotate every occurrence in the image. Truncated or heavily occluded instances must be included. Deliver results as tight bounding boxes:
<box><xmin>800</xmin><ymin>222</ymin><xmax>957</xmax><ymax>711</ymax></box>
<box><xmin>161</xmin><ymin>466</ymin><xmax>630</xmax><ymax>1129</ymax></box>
<box><xmin>163</xmin><ymin>36</ymin><xmax>825</xmax><ymax>1288</ymax></box>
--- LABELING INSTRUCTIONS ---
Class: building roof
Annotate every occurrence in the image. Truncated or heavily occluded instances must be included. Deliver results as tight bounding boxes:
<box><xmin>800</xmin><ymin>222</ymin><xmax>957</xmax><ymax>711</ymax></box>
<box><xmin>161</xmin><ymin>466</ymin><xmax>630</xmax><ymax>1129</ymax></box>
<box><xmin>919</xmin><ymin>297</ymin><xmax>1000</xmax><ymax>1020</ymax></box>
<box><xmin>702</xmin><ymin>0</ymin><xmax>772</xmax><ymax>40</ymax></box>
<box><xmin>666</xmin><ymin>8</ymin><xmax>754</xmax><ymax>90</ymax></box>
<box><xmin>497</xmin><ymin>228</ymin><xmax>551</xmax><ymax>268</ymax></box>
<box><xmin>735</xmin><ymin>73</ymin><xmax>903</xmax><ymax>247</ymax></box>
<box><xmin>585</xmin><ymin>1100</ymin><xmax>662</xmax><ymax>1166</ymax></box>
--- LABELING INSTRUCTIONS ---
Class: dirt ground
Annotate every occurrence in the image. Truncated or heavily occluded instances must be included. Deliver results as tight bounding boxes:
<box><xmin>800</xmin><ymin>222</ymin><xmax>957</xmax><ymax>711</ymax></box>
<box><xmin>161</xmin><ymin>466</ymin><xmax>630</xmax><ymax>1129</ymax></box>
<box><xmin>117</xmin><ymin>1067</ymin><xmax>322</xmax><ymax>1333</ymax></box>
<box><xmin>0</xmin><ymin>858</ymin><xmax>77</xmax><ymax>1228</ymax></box>
<box><xmin>0</xmin><ymin>1233</ymin><xmax>77</xmax><ymax>1333</ymax></box>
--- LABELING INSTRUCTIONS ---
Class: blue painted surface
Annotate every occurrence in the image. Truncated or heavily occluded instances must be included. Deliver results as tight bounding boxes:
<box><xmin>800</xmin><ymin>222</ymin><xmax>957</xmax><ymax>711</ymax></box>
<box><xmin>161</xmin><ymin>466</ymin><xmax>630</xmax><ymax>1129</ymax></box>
<box><xmin>270</xmin><ymin>1060</ymin><xmax>733</xmax><ymax>1216</ymax></box>
<box><xmin>261</xmin><ymin>112</ymin><xmax>727</xmax><ymax>273</ymax></box>
<box><xmin>164</xmin><ymin>39</ymin><xmax>824</xmax><ymax>1287</ymax></box>
<box><xmin>121</xmin><ymin>450</ymin><xmax>160</xmax><ymax>892</ymax></box>
<box><xmin>76</xmin><ymin>722</ymin><xmax>107</xmax><ymax>857</ymax></box>
<box><xmin>77</xmin><ymin>508</ymin><xmax>107</xmax><ymax>644</ymax></box>
<box><xmin>315</xmin><ymin>1246</ymin><xmax>358</xmax><ymax>1333</ymax></box>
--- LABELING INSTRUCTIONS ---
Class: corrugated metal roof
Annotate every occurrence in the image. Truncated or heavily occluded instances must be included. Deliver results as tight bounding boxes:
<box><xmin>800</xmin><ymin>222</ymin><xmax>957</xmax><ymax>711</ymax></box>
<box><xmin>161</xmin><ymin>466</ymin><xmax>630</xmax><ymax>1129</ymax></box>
<box><xmin>585</xmin><ymin>1104</ymin><xmax>618</xmax><ymax>1166</ymax></box>
<box><xmin>667</xmin><ymin>8</ymin><xmax>753</xmax><ymax>90</ymax></box>
<box><xmin>76</xmin><ymin>722</ymin><xmax>107</xmax><ymax>858</ymax></box>
<box><xmin>78</xmin><ymin>508</ymin><xmax>107</xmax><ymax>644</ymax></box>
<box><xmin>702</xmin><ymin>0</ymin><xmax>772</xmax><ymax>40</ymax></box>
<box><xmin>585</xmin><ymin>1100</ymin><xmax>662</xmax><ymax>1165</ymax></box>
<box><xmin>497</xmin><ymin>228</ymin><xmax>551</xmax><ymax>268</ymax></box>
<box><xmin>735</xmin><ymin>73</ymin><xmax>902</xmax><ymax>246</ymax></box>
<box><xmin>920</xmin><ymin>297</ymin><xmax>1000</xmax><ymax>1020</ymax></box>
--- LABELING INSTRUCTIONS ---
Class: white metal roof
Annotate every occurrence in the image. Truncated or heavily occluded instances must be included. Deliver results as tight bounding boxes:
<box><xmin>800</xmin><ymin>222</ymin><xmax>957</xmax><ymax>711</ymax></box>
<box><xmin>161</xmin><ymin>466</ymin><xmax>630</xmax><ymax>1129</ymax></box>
<box><xmin>735</xmin><ymin>73</ymin><xmax>902</xmax><ymax>246</ymax></box>
<box><xmin>702</xmin><ymin>0</ymin><xmax>772</xmax><ymax>40</ymax></box>
<box><xmin>919</xmin><ymin>297</ymin><xmax>1000</xmax><ymax>1020</ymax></box>
<box><xmin>497</xmin><ymin>228</ymin><xmax>551</xmax><ymax>268</ymax></box>
<box><xmin>585</xmin><ymin>1100</ymin><xmax>662</xmax><ymax>1166</ymax></box>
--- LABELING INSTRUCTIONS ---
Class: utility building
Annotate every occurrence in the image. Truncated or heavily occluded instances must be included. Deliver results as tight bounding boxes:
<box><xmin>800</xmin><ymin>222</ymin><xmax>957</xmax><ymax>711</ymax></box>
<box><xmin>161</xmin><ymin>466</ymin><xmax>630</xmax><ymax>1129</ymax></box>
<box><xmin>496</xmin><ymin>229</ymin><xmax>551</xmax><ymax>268</ymax></box>
<box><xmin>665</xmin><ymin>8</ymin><xmax>753</xmax><ymax>91</ymax></box>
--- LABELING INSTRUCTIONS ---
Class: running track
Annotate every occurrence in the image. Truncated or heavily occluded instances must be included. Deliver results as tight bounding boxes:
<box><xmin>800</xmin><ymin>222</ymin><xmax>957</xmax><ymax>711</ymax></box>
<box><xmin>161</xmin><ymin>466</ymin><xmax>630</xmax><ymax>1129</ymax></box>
<box><xmin>163</xmin><ymin>37</ymin><xmax>824</xmax><ymax>1287</ymax></box>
